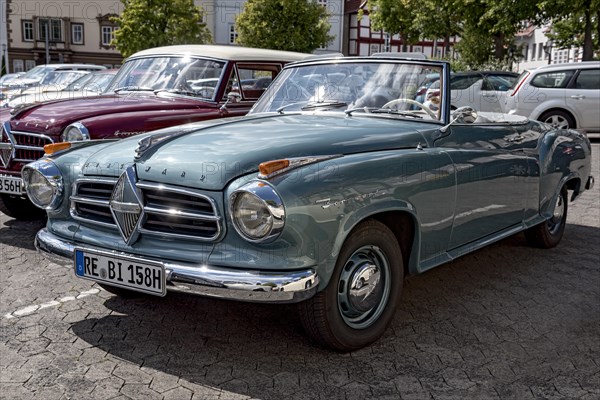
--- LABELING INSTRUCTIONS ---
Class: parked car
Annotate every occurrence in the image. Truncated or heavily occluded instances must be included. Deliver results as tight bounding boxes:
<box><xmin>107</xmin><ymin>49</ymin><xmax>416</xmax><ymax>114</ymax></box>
<box><xmin>1</xmin><ymin>70</ymin><xmax>91</xmax><ymax>108</ymax></box>
<box><xmin>25</xmin><ymin>54</ymin><xmax>594</xmax><ymax>351</ymax></box>
<box><xmin>0</xmin><ymin>45</ymin><xmax>309</xmax><ymax>219</ymax></box>
<box><xmin>0</xmin><ymin>72</ymin><xmax>26</xmax><ymax>87</ymax></box>
<box><xmin>0</xmin><ymin>63</ymin><xmax>106</xmax><ymax>101</ymax></box>
<box><xmin>424</xmin><ymin>71</ymin><xmax>518</xmax><ymax>112</ymax></box>
<box><xmin>3</xmin><ymin>69</ymin><xmax>118</xmax><ymax>109</ymax></box>
<box><xmin>503</xmin><ymin>61</ymin><xmax>600</xmax><ymax>134</ymax></box>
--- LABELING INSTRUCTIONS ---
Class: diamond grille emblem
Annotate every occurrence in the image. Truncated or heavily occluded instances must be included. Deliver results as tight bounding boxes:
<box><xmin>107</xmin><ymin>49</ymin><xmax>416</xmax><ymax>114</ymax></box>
<box><xmin>0</xmin><ymin>122</ymin><xmax>15</xmax><ymax>168</ymax></box>
<box><xmin>110</xmin><ymin>165</ymin><xmax>144</xmax><ymax>245</ymax></box>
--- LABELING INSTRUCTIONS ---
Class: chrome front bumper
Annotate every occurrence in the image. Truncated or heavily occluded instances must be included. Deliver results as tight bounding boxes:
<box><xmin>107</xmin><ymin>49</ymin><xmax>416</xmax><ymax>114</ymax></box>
<box><xmin>35</xmin><ymin>228</ymin><xmax>319</xmax><ymax>303</ymax></box>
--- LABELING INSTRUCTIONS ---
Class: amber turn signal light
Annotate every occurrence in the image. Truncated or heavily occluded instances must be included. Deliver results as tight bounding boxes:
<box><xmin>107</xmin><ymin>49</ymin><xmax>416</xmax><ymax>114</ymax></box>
<box><xmin>44</xmin><ymin>142</ymin><xmax>72</xmax><ymax>155</ymax></box>
<box><xmin>259</xmin><ymin>159</ymin><xmax>290</xmax><ymax>177</ymax></box>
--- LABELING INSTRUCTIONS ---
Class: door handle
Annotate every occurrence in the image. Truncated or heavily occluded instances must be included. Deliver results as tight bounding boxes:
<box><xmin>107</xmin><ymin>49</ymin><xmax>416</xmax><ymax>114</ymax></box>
<box><xmin>507</xmin><ymin>135</ymin><xmax>524</xmax><ymax>142</ymax></box>
<box><xmin>571</xmin><ymin>95</ymin><xmax>586</xmax><ymax>100</ymax></box>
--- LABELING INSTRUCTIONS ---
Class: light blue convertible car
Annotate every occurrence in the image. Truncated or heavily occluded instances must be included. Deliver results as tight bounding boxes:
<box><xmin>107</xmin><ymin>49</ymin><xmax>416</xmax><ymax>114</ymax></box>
<box><xmin>24</xmin><ymin>55</ymin><xmax>594</xmax><ymax>351</ymax></box>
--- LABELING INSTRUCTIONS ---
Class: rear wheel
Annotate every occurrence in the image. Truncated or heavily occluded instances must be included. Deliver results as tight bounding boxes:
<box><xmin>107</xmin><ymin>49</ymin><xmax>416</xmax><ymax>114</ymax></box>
<box><xmin>525</xmin><ymin>186</ymin><xmax>568</xmax><ymax>248</ymax></box>
<box><xmin>0</xmin><ymin>194</ymin><xmax>47</xmax><ymax>220</ymax></box>
<box><xmin>298</xmin><ymin>220</ymin><xmax>404</xmax><ymax>351</ymax></box>
<box><xmin>539</xmin><ymin>110</ymin><xmax>575</xmax><ymax>130</ymax></box>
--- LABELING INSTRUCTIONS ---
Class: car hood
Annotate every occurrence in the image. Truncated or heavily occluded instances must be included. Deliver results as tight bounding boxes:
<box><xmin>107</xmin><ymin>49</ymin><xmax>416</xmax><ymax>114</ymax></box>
<box><xmin>10</xmin><ymin>93</ymin><xmax>212</xmax><ymax>128</ymax></box>
<box><xmin>80</xmin><ymin>113</ymin><xmax>429</xmax><ymax>190</ymax></box>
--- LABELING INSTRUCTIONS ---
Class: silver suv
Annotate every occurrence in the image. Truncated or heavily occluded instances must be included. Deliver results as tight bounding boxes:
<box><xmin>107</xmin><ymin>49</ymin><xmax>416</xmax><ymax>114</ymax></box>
<box><xmin>503</xmin><ymin>61</ymin><xmax>600</xmax><ymax>134</ymax></box>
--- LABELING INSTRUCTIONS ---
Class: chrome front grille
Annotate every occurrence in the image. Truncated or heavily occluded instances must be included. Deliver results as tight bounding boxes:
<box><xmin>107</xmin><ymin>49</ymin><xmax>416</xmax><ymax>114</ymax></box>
<box><xmin>70</xmin><ymin>178</ymin><xmax>222</xmax><ymax>241</ymax></box>
<box><xmin>8</xmin><ymin>130</ymin><xmax>54</xmax><ymax>163</ymax></box>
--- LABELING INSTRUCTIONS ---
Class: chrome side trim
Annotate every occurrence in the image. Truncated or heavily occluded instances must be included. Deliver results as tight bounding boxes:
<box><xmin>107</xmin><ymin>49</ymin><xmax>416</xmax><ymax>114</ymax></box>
<box><xmin>35</xmin><ymin>228</ymin><xmax>319</xmax><ymax>303</ymax></box>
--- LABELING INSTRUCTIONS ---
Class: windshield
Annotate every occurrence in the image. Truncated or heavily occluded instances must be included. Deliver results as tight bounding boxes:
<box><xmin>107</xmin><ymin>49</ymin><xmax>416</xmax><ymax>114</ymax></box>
<box><xmin>66</xmin><ymin>72</ymin><xmax>116</xmax><ymax>92</ymax></box>
<box><xmin>21</xmin><ymin>66</ymin><xmax>55</xmax><ymax>80</ymax></box>
<box><xmin>250</xmin><ymin>61</ymin><xmax>445</xmax><ymax>122</ymax></box>
<box><xmin>105</xmin><ymin>56</ymin><xmax>227</xmax><ymax>100</ymax></box>
<box><xmin>40</xmin><ymin>70</ymin><xmax>89</xmax><ymax>85</ymax></box>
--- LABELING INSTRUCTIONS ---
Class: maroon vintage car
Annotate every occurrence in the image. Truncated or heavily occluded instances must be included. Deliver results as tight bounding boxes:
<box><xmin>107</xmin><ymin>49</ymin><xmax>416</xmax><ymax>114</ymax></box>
<box><xmin>0</xmin><ymin>45</ymin><xmax>309</xmax><ymax>219</ymax></box>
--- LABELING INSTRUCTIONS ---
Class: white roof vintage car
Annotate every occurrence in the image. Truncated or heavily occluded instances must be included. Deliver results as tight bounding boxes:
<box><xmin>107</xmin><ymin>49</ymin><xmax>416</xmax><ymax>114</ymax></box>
<box><xmin>129</xmin><ymin>44</ymin><xmax>310</xmax><ymax>63</ymax></box>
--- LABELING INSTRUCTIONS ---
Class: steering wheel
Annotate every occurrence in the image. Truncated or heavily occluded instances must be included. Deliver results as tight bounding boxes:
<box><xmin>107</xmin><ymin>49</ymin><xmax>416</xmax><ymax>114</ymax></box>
<box><xmin>381</xmin><ymin>98</ymin><xmax>438</xmax><ymax>119</ymax></box>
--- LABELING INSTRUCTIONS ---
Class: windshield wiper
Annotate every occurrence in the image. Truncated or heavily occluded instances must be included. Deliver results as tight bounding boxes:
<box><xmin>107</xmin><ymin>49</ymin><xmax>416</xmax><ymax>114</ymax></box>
<box><xmin>369</xmin><ymin>108</ymin><xmax>423</xmax><ymax>119</ymax></box>
<box><xmin>301</xmin><ymin>100</ymin><xmax>348</xmax><ymax>110</ymax></box>
<box><xmin>154</xmin><ymin>88</ymin><xmax>200</xmax><ymax>97</ymax></box>
<box><xmin>114</xmin><ymin>86</ymin><xmax>154</xmax><ymax>93</ymax></box>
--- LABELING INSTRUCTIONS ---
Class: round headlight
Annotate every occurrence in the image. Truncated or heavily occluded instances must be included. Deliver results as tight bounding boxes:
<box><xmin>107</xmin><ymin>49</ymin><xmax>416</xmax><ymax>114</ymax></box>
<box><xmin>230</xmin><ymin>182</ymin><xmax>285</xmax><ymax>242</ymax></box>
<box><xmin>61</xmin><ymin>122</ymin><xmax>90</xmax><ymax>142</ymax></box>
<box><xmin>27</xmin><ymin>170</ymin><xmax>54</xmax><ymax>207</ymax></box>
<box><xmin>22</xmin><ymin>161</ymin><xmax>63</xmax><ymax>210</ymax></box>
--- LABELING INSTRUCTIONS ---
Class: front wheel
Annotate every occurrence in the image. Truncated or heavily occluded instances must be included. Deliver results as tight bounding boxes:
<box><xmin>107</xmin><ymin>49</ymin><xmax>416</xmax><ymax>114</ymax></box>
<box><xmin>525</xmin><ymin>186</ymin><xmax>568</xmax><ymax>248</ymax></box>
<box><xmin>0</xmin><ymin>194</ymin><xmax>47</xmax><ymax>220</ymax></box>
<box><xmin>298</xmin><ymin>220</ymin><xmax>404</xmax><ymax>351</ymax></box>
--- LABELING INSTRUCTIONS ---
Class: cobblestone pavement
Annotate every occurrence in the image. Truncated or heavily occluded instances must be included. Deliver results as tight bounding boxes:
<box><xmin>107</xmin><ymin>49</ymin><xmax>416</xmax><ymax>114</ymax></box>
<box><xmin>1</xmin><ymin>144</ymin><xmax>598</xmax><ymax>400</ymax></box>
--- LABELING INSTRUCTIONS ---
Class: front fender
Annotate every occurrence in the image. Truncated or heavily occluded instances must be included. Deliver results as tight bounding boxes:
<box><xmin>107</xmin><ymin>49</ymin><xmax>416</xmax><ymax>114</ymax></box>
<box><xmin>262</xmin><ymin>149</ymin><xmax>455</xmax><ymax>289</ymax></box>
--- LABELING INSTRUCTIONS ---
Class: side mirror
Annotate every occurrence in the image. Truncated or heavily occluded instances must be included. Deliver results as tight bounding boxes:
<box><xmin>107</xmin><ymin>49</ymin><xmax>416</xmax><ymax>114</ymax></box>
<box><xmin>451</xmin><ymin>106</ymin><xmax>478</xmax><ymax>124</ymax></box>
<box><xmin>227</xmin><ymin>92</ymin><xmax>242</xmax><ymax>103</ymax></box>
<box><xmin>220</xmin><ymin>92</ymin><xmax>242</xmax><ymax>112</ymax></box>
<box><xmin>440</xmin><ymin>106</ymin><xmax>478</xmax><ymax>133</ymax></box>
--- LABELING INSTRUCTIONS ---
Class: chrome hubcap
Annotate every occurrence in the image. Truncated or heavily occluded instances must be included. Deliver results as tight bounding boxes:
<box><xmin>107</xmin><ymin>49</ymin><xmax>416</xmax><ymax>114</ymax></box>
<box><xmin>337</xmin><ymin>245</ymin><xmax>390</xmax><ymax>329</ymax></box>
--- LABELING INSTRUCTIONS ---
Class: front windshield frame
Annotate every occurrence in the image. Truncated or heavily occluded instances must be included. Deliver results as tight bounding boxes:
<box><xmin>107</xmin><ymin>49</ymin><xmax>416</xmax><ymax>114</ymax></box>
<box><xmin>104</xmin><ymin>55</ymin><xmax>228</xmax><ymax>101</ymax></box>
<box><xmin>249</xmin><ymin>58</ymin><xmax>449</xmax><ymax>124</ymax></box>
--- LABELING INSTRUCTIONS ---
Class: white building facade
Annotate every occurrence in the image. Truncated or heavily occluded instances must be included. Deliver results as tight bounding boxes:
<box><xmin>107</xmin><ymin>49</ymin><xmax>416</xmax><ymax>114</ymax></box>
<box><xmin>5</xmin><ymin>0</ymin><xmax>124</xmax><ymax>72</ymax></box>
<box><xmin>514</xmin><ymin>23</ymin><xmax>584</xmax><ymax>72</ymax></box>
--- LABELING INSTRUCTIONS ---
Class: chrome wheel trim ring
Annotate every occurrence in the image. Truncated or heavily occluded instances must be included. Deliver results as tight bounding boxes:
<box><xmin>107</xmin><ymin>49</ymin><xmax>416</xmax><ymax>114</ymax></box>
<box><xmin>337</xmin><ymin>245</ymin><xmax>391</xmax><ymax>329</ymax></box>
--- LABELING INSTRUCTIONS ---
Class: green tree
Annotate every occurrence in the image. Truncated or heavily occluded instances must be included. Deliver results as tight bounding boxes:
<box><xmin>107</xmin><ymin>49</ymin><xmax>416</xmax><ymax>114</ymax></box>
<box><xmin>112</xmin><ymin>0</ymin><xmax>212</xmax><ymax>58</ymax></box>
<box><xmin>543</xmin><ymin>0</ymin><xmax>600</xmax><ymax>60</ymax></box>
<box><xmin>412</xmin><ymin>0</ymin><xmax>462</xmax><ymax>55</ymax></box>
<box><xmin>235</xmin><ymin>0</ymin><xmax>333</xmax><ymax>53</ymax></box>
<box><xmin>366</xmin><ymin>0</ymin><xmax>421</xmax><ymax>51</ymax></box>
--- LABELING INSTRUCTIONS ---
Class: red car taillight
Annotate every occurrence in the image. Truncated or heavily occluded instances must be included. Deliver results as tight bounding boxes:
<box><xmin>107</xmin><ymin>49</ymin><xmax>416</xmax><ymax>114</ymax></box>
<box><xmin>510</xmin><ymin>72</ymin><xmax>530</xmax><ymax>96</ymax></box>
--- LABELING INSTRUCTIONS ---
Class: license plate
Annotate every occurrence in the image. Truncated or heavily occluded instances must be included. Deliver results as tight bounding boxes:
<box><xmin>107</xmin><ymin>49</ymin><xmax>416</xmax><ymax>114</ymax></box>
<box><xmin>74</xmin><ymin>249</ymin><xmax>166</xmax><ymax>296</ymax></box>
<box><xmin>0</xmin><ymin>175</ymin><xmax>23</xmax><ymax>195</ymax></box>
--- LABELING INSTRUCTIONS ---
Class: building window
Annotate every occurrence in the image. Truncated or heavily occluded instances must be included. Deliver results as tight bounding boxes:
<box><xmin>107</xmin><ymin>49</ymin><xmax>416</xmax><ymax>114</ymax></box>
<box><xmin>229</xmin><ymin>24</ymin><xmax>238</xmax><ymax>45</ymax></box>
<box><xmin>317</xmin><ymin>0</ymin><xmax>327</xmax><ymax>6</ymax></box>
<box><xmin>38</xmin><ymin>18</ymin><xmax>63</xmax><ymax>42</ymax></box>
<box><xmin>13</xmin><ymin>60</ymin><xmax>24</xmax><ymax>73</ymax></box>
<box><xmin>531</xmin><ymin>43</ymin><xmax>536</xmax><ymax>60</ymax></box>
<box><xmin>22</xmin><ymin>20</ymin><xmax>34</xmax><ymax>41</ymax></box>
<box><xmin>25</xmin><ymin>60</ymin><xmax>36</xmax><ymax>70</ymax></box>
<box><xmin>101</xmin><ymin>26</ymin><xmax>115</xmax><ymax>46</ymax></box>
<box><xmin>71</xmin><ymin>23</ymin><xmax>84</xmax><ymax>45</ymax></box>
<box><xmin>538</xmin><ymin>43</ymin><xmax>544</xmax><ymax>60</ymax></box>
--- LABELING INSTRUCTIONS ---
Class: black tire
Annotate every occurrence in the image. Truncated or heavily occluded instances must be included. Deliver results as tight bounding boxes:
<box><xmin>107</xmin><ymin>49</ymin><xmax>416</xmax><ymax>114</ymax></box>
<box><xmin>298</xmin><ymin>219</ymin><xmax>404</xmax><ymax>352</ymax></box>
<box><xmin>525</xmin><ymin>186</ymin><xmax>568</xmax><ymax>248</ymax></box>
<box><xmin>539</xmin><ymin>110</ymin><xmax>575</xmax><ymax>130</ymax></box>
<box><xmin>0</xmin><ymin>194</ymin><xmax>47</xmax><ymax>220</ymax></box>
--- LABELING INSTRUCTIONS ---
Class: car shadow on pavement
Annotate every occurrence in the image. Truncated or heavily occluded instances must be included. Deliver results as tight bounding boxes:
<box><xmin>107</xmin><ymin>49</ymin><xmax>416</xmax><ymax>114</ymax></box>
<box><xmin>68</xmin><ymin>223</ymin><xmax>600</xmax><ymax>398</ymax></box>
<box><xmin>0</xmin><ymin>216</ymin><xmax>46</xmax><ymax>251</ymax></box>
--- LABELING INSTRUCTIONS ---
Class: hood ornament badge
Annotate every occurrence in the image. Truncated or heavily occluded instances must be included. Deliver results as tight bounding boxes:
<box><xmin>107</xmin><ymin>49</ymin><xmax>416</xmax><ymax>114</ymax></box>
<box><xmin>109</xmin><ymin>165</ymin><xmax>144</xmax><ymax>245</ymax></box>
<box><xmin>134</xmin><ymin>131</ymin><xmax>181</xmax><ymax>161</ymax></box>
<box><xmin>0</xmin><ymin>122</ymin><xmax>16</xmax><ymax>168</ymax></box>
